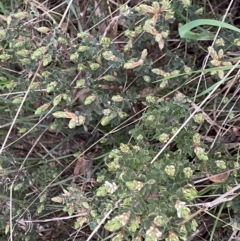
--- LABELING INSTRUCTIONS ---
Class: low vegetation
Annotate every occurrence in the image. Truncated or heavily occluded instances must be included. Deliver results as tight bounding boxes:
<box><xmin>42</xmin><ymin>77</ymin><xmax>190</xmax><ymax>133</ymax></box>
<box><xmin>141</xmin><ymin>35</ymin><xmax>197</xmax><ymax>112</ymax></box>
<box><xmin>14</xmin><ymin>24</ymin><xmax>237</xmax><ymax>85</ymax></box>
<box><xmin>0</xmin><ymin>0</ymin><xmax>240</xmax><ymax>240</ymax></box>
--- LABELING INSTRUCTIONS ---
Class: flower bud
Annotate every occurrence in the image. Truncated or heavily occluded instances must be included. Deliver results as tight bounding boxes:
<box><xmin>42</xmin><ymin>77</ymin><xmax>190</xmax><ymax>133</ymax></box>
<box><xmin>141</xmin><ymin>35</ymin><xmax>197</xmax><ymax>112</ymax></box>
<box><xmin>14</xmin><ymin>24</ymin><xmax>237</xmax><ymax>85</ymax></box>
<box><xmin>84</xmin><ymin>94</ymin><xmax>97</xmax><ymax>105</ymax></box>
<box><xmin>102</xmin><ymin>75</ymin><xmax>116</xmax><ymax>81</ymax></box>
<box><xmin>58</xmin><ymin>37</ymin><xmax>67</xmax><ymax>44</ymax></box>
<box><xmin>159</xmin><ymin>133</ymin><xmax>170</xmax><ymax>143</ymax></box>
<box><xmin>46</xmin><ymin>81</ymin><xmax>57</xmax><ymax>93</ymax></box>
<box><xmin>183</xmin><ymin>167</ymin><xmax>193</xmax><ymax>178</ymax></box>
<box><xmin>107</xmin><ymin>161</ymin><xmax>120</xmax><ymax>171</ymax></box>
<box><xmin>194</xmin><ymin>147</ymin><xmax>209</xmax><ymax>161</ymax></box>
<box><xmin>78</xmin><ymin>45</ymin><xmax>89</xmax><ymax>52</ymax></box>
<box><xmin>14</xmin><ymin>12</ymin><xmax>28</xmax><ymax>19</ymax></box>
<box><xmin>77</xmin><ymin>63</ymin><xmax>86</xmax><ymax>71</ymax></box>
<box><xmin>165</xmin><ymin>165</ymin><xmax>176</xmax><ymax>177</ymax></box>
<box><xmin>118</xmin><ymin>111</ymin><xmax>127</xmax><ymax>119</ymax></box>
<box><xmin>36</xmin><ymin>27</ymin><xmax>50</xmax><ymax>33</ymax></box>
<box><xmin>167</xmin><ymin>230</ymin><xmax>180</xmax><ymax>241</ymax></box>
<box><xmin>193</xmin><ymin>133</ymin><xmax>201</xmax><ymax>145</ymax></box>
<box><xmin>0</xmin><ymin>54</ymin><xmax>11</xmax><ymax>60</ymax></box>
<box><xmin>215</xmin><ymin>160</ymin><xmax>226</xmax><ymax>169</ymax></box>
<box><xmin>154</xmin><ymin>215</ymin><xmax>168</xmax><ymax>227</ymax></box>
<box><xmin>16</xmin><ymin>49</ymin><xmax>30</xmax><ymax>57</ymax></box>
<box><xmin>126</xmin><ymin>180</ymin><xmax>144</xmax><ymax>191</ymax></box>
<box><xmin>175</xmin><ymin>200</ymin><xmax>191</xmax><ymax>219</ymax></box>
<box><xmin>181</xmin><ymin>184</ymin><xmax>198</xmax><ymax>201</ymax></box>
<box><xmin>76</xmin><ymin>79</ymin><xmax>85</xmax><ymax>87</ymax></box>
<box><xmin>96</xmin><ymin>186</ymin><xmax>108</xmax><ymax>197</ymax></box>
<box><xmin>120</xmin><ymin>143</ymin><xmax>130</xmax><ymax>153</ymax></box>
<box><xmin>105</xmin><ymin>211</ymin><xmax>130</xmax><ymax>232</ymax></box>
<box><xmin>128</xmin><ymin>217</ymin><xmax>140</xmax><ymax>233</ymax></box>
<box><xmin>35</xmin><ymin>103</ymin><xmax>51</xmax><ymax>115</ymax></box>
<box><xmin>146</xmin><ymin>95</ymin><xmax>155</xmax><ymax>103</ymax></box>
<box><xmin>146</xmin><ymin>115</ymin><xmax>155</xmax><ymax>122</ymax></box>
<box><xmin>51</xmin><ymin>196</ymin><xmax>63</xmax><ymax>203</ymax></box>
<box><xmin>142</xmin><ymin>75</ymin><xmax>151</xmax><ymax>82</ymax></box>
<box><xmin>146</xmin><ymin>225</ymin><xmax>163</xmax><ymax>241</ymax></box>
<box><xmin>102</xmin><ymin>51</ymin><xmax>118</xmax><ymax>61</ymax></box>
<box><xmin>112</xmin><ymin>232</ymin><xmax>124</xmax><ymax>241</ymax></box>
<box><xmin>89</xmin><ymin>63</ymin><xmax>100</xmax><ymax>70</ymax></box>
<box><xmin>70</xmin><ymin>52</ymin><xmax>79</xmax><ymax>61</ymax></box>
<box><xmin>175</xmin><ymin>92</ymin><xmax>185</xmax><ymax>102</ymax></box>
<box><xmin>43</xmin><ymin>54</ymin><xmax>52</xmax><ymax>66</ymax></box>
<box><xmin>112</xmin><ymin>95</ymin><xmax>124</xmax><ymax>102</ymax></box>
<box><xmin>101</xmin><ymin>113</ymin><xmax>116</xmax><ymax>125</ymax></box>
<box><xmin>101</xmin><ymin>37</ymin><xmax>111</xmax><ymax>46</ymax></box>
<box><xmin>31</xmin><ymin>46</ymin><xmax>48</xmax><ymax>60</ymax></box>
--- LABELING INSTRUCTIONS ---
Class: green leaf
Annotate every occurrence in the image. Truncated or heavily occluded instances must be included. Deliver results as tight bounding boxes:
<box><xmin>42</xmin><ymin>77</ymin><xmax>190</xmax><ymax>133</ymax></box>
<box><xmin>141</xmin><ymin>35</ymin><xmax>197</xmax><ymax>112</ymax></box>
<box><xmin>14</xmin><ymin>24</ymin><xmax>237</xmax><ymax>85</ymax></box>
<box><xmin>0</xmin><ymin>2</ymin><xmax>6</xmax><ymax>15</ymax></box>
<box><xmin>179</xmin><ymin>19</ymin><xmax>240</xmax><ymax>40</ymax></box>
<box><xmin>64</xmin><ymin>0</ymin><xmax>83</xmax><ymax>32</ymax></box>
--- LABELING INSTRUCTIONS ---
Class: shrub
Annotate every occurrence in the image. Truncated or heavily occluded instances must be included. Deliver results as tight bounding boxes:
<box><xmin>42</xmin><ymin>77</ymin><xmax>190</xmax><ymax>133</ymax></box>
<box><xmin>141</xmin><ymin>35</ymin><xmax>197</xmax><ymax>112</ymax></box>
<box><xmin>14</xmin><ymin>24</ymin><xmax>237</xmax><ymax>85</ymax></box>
<box><xmin>1</xmin><ymin>0</ymin><xmax>240</xmax><ymax>240</ymax></box>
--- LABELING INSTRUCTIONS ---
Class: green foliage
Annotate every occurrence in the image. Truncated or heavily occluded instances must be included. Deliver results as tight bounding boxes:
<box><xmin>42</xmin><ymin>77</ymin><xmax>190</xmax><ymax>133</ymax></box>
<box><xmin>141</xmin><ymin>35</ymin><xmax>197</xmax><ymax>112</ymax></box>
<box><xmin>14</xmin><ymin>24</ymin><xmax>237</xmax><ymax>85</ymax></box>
<box><xmin>179</xmin><ymin>19</ymin><xmax>240</xmax><ymax>40</ymax></box>
<box><xmin>90</xmin><ymin>97</ymin><xmax>200</xmax><ymax>240</ymax></box>
<box><xmin>1</xmin><ymin>0</ymin><xmax>240</xmax><ymax>240</ymax></box>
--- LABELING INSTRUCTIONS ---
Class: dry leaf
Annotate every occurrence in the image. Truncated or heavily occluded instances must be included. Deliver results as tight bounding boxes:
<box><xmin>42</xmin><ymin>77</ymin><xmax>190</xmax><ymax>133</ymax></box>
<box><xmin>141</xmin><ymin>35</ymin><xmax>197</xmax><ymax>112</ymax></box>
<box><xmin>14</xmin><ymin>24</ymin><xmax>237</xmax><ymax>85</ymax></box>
<box><xmin>209</xmin><ymin>171</ymin><xmax>230</xmax><ymax>183</ymax></box>
<box><xmin>74</xmin><ymin>156</ymin><xmax>92</xmax><ymax>176</ymax></box>
<box><xmin>72</xmin><ymin>88</ymin><xmax>89</xmax><ymax>104</ymax></box>
<box><xmin>17</xmin><ymin>219</ymin><xmax>29</xmax><ymax>231</ymax></box>
<box><xmin>139</xmin><ymin>86</ymin><xmax>161</xmax><ymax>98</ymax></box>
